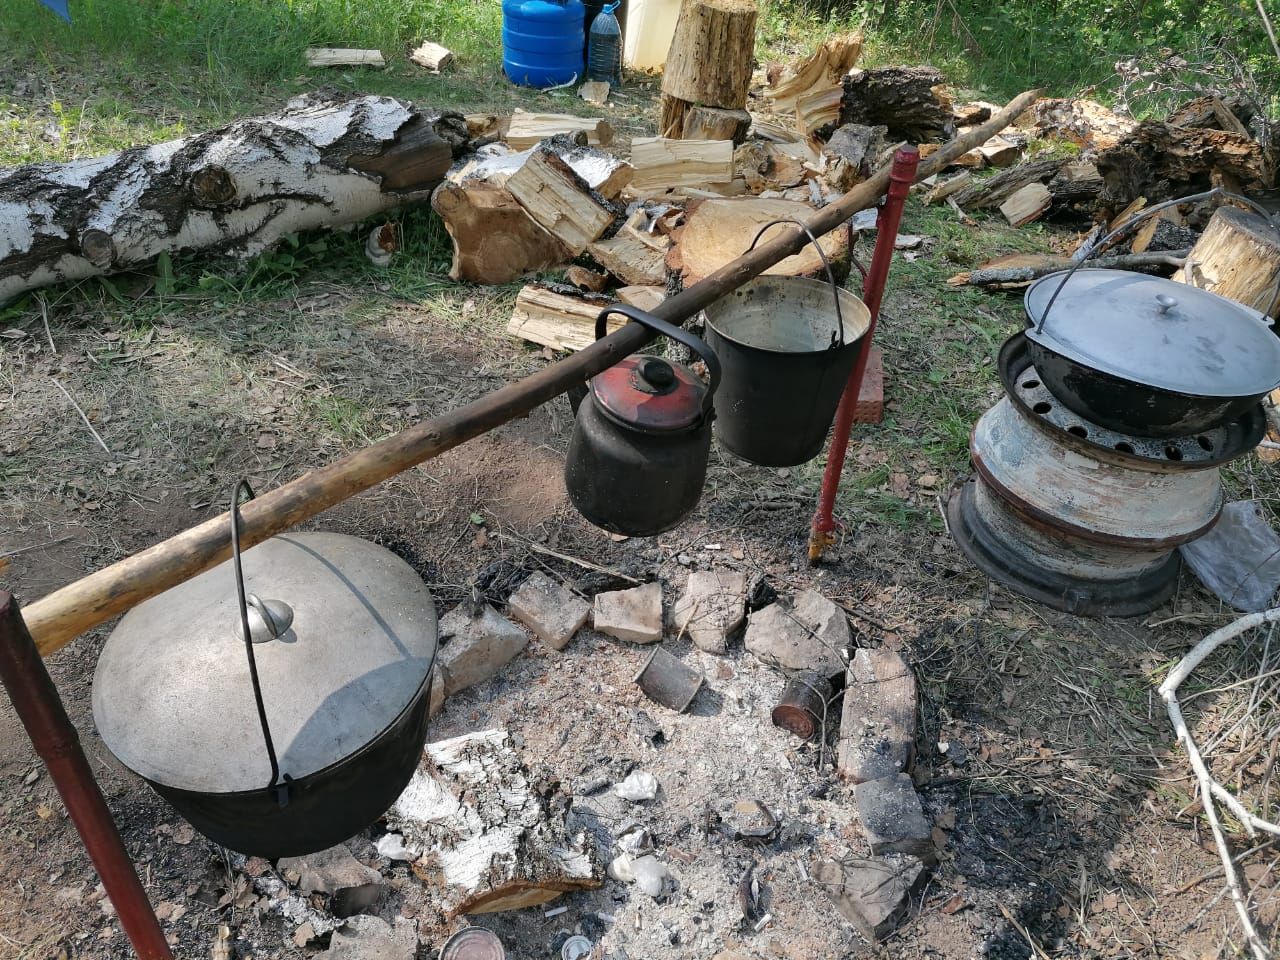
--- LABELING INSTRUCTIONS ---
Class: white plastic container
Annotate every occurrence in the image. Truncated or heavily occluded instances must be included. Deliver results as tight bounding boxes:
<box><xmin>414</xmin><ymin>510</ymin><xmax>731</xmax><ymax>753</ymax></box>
<box><xmin>623</xmin><ymin>0</ymin><xmax>682</xmax><ymax>72</ymax></box>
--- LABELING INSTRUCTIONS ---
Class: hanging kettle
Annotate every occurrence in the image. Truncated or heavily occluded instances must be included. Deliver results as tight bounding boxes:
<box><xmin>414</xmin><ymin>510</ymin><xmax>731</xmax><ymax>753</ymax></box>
<box><xmin>91</xmin><ymin>483</ymin><xmax>439</xmax><ymax>858</ymax></box>
<box><xmin>566</xmin><ymin>305</ymin><xmax>721</xmax><ymax>537</ymax></box>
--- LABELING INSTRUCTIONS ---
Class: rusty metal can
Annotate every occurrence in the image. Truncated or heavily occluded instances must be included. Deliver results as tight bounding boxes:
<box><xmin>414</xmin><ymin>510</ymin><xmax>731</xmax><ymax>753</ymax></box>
<box><xmin>439</xmin><ymin>928</ymin><xmax>505</xmax><ymax>960</ymax></box>
<box><xmin>771</xmin><ymin>671</ymin><xmax>835</xmax><ymax>740</ymax></box>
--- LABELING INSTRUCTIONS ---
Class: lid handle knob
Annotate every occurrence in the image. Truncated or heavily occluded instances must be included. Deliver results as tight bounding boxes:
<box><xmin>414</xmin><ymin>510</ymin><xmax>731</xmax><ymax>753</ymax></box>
<box><xmin>245</xmin><ymin>595</ymin><xmax>294</xmax><ymax>643</ymax></box>
<box><xmin>1155</xmin><ymin>293</ymin><xmax>1178</xmax><ymax>315</ymax></box>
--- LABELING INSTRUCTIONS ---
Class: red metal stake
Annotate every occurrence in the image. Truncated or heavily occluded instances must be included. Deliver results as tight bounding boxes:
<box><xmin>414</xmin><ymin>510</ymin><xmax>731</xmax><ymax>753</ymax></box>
<box><xmin>809</xmin><ymin>145</ymin><xmax>921</xmax><ymax>564</ymax></box>
<box><xmin>0</xmin><ymin>592</ymin><xmax>173</xmax><ymax>960</ymax></box>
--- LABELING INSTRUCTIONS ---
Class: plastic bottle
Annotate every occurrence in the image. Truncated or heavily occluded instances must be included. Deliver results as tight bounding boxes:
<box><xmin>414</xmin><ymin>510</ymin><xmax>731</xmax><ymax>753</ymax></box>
<box><xmin>587</xmin><ymin>1</ymin><xmax>622</xmax><ymax>84</ymax></box>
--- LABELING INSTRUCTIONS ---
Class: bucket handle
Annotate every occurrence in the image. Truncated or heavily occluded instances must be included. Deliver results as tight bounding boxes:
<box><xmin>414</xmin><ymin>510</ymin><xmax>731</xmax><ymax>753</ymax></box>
<box><xmin>746</xmin><ymin>218</ymin><xmax>846</xmax><ymax>349</ymax></box>
<box><xmin>596</xmin><ymin>304</ymin><xmax>722</xmax><ymax>412</ymax></box>
<box><xmin>1033</xmin><ymin>187</ymin><xmax>1280</xmax><ymax>334</ymax></box>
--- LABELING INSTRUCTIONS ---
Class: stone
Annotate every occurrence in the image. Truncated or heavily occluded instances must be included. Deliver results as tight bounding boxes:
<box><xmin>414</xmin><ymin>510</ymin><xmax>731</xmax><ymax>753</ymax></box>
<box><xmin>853</xmin><ymin>774</ymin><xmax>934</xmax><ymax>862</ymax></box>
<box><xmin>814</xmin><ymin>854</ymin><xmax>924</xmax><ymax>941</ymax></box>
<box><xmin>324</xmin><ymin>916</ymin><xmax>416</xmax><ymax>960</ymax></box>
<box><xmin>837</xmin><ymin>648</ymin><xmax>917</xmax><ymax>783</ymax></box>
<box><xmin>630</xmin><ymin>856</ymin><xmax>670</xmax><ymax>897</ymax></box>
<box><xmin>671</xmin><ymin>570</ymin><xmax>747</xmax><ymax>654</ymax></box>
<box><xmin>608</xmin><ymin>854</ymin><xmax>635</xmax><ymax>883</ymax></box>
<box><xmin>507</xmin><ymin>571</ymin><xmax>591</xmax><ymax>650</ymax></box>
<box><xmin>293</xmin><ymin>922</ymin><xmax>316</xmax><ymax>948</ymax></box>
<box><xmin>594</xmin><ymin>582</ymin><xmax>663</xmax><ymax>644</ymax></box>
<box><xmin>278</xmin><ymin>844</ymin><xmax>387</xmax><ymax>918</ymax></box>
<box><xmin>743</xmin><ymin>589</ymin><xmax>851</xmax><ymax>674</ymax></box>
<box><xmin>436</xmin><ymin>604</ymin><xmax>529</xmax><ymax>697</ymax></box>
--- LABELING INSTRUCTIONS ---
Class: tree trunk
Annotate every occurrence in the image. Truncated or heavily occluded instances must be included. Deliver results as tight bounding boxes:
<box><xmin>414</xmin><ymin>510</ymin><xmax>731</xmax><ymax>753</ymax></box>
<box><xmin>659</xmin><ymin>0</ymin><xmax>758</xmax><ymax>136</ymax></box>
<box><xmin>839</xmin><ymin>66</ymin><xmax>951</xmax><ymax>143</ymax></box>
<box><xmin>387</xmin><ymin>729</ymin><xmax>603</xmax><ymax>922</ymax></box>
<box><xmin>0</xmin><ymin>94</ymin><xmax>467</xmax><ymax>304</ymax></box>
<box><xmin>1173</xmin><ymin>205</ymin><xmax>1280</xmax><ymax>317</ymax></box>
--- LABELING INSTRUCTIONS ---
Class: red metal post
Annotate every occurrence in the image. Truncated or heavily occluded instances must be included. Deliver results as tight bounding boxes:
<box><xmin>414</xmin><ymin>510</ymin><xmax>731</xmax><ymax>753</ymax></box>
<box><xmin>0</xmin><ymin>592</ymin><xmax>173</xmax><ymax>960</ymax></box>
<box><xmin>808</xmin><ymin>146</ymin><xmax>921</xmax><ymax>564</ymax></box>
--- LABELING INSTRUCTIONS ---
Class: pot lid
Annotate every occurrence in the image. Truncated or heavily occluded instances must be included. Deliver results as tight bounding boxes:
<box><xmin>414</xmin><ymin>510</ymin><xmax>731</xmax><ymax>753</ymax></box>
<box><xmin>1024</xmin><ymin>269</ymin><xmax>1280</xmax><ymax>398</ymax></box>
<box><xmin>591</xmin><ymin>353</ymin><xmax>708</xmax><ymax>432</ymax></box>
<box><xmin>92</xmin><ymin>532</ymin><xmax>437</xmax><ymax>794</ymax></box>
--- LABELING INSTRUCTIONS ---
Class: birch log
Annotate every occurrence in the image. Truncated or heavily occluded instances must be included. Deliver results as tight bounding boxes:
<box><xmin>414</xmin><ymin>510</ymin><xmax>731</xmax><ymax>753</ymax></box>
<box><xmin>0</xmin><ymin>94</ymin><xmax>467</xmax><ymax>303</ymax></box>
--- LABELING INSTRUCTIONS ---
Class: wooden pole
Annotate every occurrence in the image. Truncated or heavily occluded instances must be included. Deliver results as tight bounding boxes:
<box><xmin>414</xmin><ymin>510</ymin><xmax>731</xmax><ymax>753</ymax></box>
<box><xmin>24</xmin><ymin>89</ymin><xmax>1040</xmax><ymax>658</ymax></box>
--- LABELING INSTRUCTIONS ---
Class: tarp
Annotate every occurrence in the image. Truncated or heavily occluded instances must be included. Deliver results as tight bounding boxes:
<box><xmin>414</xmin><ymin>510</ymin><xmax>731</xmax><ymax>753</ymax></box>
<box><xmin>39</xmin><ymin>0</ymin><xmax>71</xmax><ymax>21</ymax></box>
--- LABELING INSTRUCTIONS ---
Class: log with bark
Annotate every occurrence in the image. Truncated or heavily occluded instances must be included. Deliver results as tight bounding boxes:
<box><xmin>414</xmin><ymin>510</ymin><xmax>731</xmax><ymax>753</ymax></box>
<box><xmin>1016</xmin><ymin>97</ymin><xmax>1136</xmax><ymax>151</ymax></box>
<box><xmin>951</xmin><ymin>156</ymin><xmax>1065</xmax><ymax>210</ymax></box>
<box><xmin>0</xmin><ymin>94</ymin><xmax>467</xmax><ymax>304</ymax></box>
<box><xmin>1167</xmin><ymin>96</ymin><xmax>1254</xmax><ymax>135</ymax></box>
<box><xmin>839</xmin><ymin>66</ymin><xmax>951</xmax><ymax>142</ymax></box>
<box><xmin>1173</xmin><ymin>205</ymin><xmax>1280</xmax><ymax>317</ymax></box>
<box><xmin>431</xmin><ymin>182</ymin><xmax>570</xmax><ymax>284</ymax></box>
<box><xmin>667</xmin><ymin>197</ymin><xmax>849</xmax><ymax>287</ymax></box>
<box><xmin>388</xmin><ymin>729</ymin><xmax>603</xmax><ymax>920</ymax></box>
<box><xmin>658</xmin><ymin>0</ymin><xmax>758</xmax><ymax>137</ymax></box>
<box><xmin>950</xmin><ymin>249</ymin><xmax>1190</xmax><ymax>290</ymax></box>
<box><xmin>1094</xmin><ymin>121</ymin><xmax>1272</xmax><ymax>212</ymax></box>
<box><xmin>822</xmin><ymin>123</ymin><xmax>887</xmax><ymax>192</ymax></box>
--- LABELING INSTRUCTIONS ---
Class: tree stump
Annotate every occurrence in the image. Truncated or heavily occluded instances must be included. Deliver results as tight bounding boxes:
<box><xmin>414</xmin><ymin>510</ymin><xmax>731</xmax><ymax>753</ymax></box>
<box><xmin>1173</xmin><ymin>205</ymin><xmax>1280</xmax><ymax>318</ymax></box>
<box><xmin>659</xmin><ymin>0</ymin><xmax>757</xmax><ymax>139</ymax></box>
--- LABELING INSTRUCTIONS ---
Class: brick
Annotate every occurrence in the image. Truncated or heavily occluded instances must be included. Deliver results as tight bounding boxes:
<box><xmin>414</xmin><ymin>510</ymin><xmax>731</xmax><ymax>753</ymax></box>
<box><xmin>744</xmin><ymin>589</ymin><xmax>850</xmax><ymax>674</ymax></box>
<box><xmin>671</xmin><ymin>569</ymin><xmax>747</xmax><ymax>654</ymax></box>
<box><xmin>594</xmin><ymin>582</ymin><xmax>663</xmax><ymax>644</ymax></box>
<box><xmin>851</xmin><ymin>346</ymin><xmax>884</xmax><ymax>424</ymax></box>
<box><xmin>853</xmin><ymin>773</ymin><xmax>934</xmax><ymax>862</ymax></box>
<box><xmin>837</xmin><ymin>648</ymin><xmax>917</xmax><ymax>783</ymax></box>
<box><xmin>437</xmin><ymin>604</ymin><xmax>529</xmax><ymax>696</ymax></box>
<box><xmin>507</xmin><ymin>571</ymin><xmax>591</xmax><ymax>650</ymax></box>
<box><xmin>814</xmin><ymin>854</ymin><xmax>924</xmax><ymax>941</ymax></box>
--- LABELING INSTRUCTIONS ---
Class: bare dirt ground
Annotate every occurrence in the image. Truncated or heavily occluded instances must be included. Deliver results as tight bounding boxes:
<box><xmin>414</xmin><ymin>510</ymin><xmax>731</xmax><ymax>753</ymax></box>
<box><xmin>4</xmin><ymin>237</ymin><xmax>1280</xmax><ymax>960</ymax></box>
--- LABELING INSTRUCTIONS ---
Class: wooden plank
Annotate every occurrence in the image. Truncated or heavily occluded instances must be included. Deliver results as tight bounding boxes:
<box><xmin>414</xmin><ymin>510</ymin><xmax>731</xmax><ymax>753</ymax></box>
<box><xmin>837</xmin><ymin>648</ymin><xmax>916</xmax><ymax>783</ymax></box>
<box><xmin>506</xmin><ymin>110</ymin><xmax>614</xmax><ymax>150</ymax></box>
<box><xmin>629</xmin><ymin>137</ymin><xmax>735</xmax><ymax>191</ymax></box>
<box><xmin>999</xmin><ymin>182</ymin><xmax>1053</xmax><ymax>227</ymax></box>
<box><xmin>305</xmin><ymin>48</ymin><xmax>385</xmax><ymax>68</ymax></box>
<box><xmin>507</xmin><ymin>286</ymin><xmax>623</xmax><ymax>352</ymax></box>
<box><xmin>617</xmin><ymin>285</ymin><xmax>667</xmax><ymax>311</ymax></box>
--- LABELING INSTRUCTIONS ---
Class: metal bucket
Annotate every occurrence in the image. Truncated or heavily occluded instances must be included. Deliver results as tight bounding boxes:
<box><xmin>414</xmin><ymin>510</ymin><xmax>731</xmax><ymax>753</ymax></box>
<box><xmin>704</xmin><ymin>222</ymin><xmax>871</xmax><ymax>466</ymax></box>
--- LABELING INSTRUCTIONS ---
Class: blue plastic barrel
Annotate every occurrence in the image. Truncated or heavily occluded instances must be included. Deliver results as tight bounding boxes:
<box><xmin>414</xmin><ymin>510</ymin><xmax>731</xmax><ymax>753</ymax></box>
<box><xmin>503</xmin><ymin>0</ymin><xmax>587</xmax><ymax>88</ymax></box>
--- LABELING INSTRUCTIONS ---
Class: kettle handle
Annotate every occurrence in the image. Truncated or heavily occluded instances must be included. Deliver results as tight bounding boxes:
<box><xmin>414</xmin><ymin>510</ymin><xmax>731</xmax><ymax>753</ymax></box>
<box><xmin>595</xmin><ymin>304</ymin><xmax>722</xmax><ymax>412</ymax></box>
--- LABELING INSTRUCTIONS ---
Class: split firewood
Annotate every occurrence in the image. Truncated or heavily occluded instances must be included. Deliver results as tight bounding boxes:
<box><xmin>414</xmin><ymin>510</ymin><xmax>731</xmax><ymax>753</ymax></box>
<box><xmin>431</xmin><ymin>182</ymin><xmax>570</xmax><ymax>284</ymax></box>
<box><xmin>1173</xmin><ymin>206</ymin><xmax>1280</xmax><ymax>316</ymax></box>
<box><xmin>409</xmin><ymin>41</ymin><xmax>452</xmax><ymax>73</ymax></box>
<box><xmin>999</xmin><ymin>182</ymin><xmax>1052</xmax><ymax>227</ymax></box>
<box><xmin>579</xmin><ymin>81</ymin><xmax>610</xmax><ymax>106</ymax></box>
<box><xmin>1095</xmin><ymin>122</ymin><xmax>1271</xmax><ymax>210</ymax></box>
<box><xmin>305</xmin><ymin>48</ymin><xmax>386</xmax><ymax>68</ymax></box>
<box><xmin>454</xmin><ymin>140</ymin><xmax>632</xmax><ymax>200</ymax></box>
<box><xmin>630</xmin><ymin>137</ymin><xmax>735</xmax><ymax>191</ymax></box>
<box><xmin>951</xmin><ymin>156</ymin><xmax>1064</xmax><ymax>210</ymax></box>
<box><xmin>822</xmin><ymin>123</ymin><xmax>887</xmax><ymax>192</ymax></box>
<box><xmin>977</xmin><ymin>135</ymin><xmax>1020</xmax><ymax>168</ymax></box>
<box><xmin>620</xmin><ymin>207</ymin><xmax>673</xmax><ymax>252</ymax></box>
<box><xmin>0</xmin><ymin>94</ymin><xmax>467</xmax><ymax>303</ymax></box>
<box><xmin>1131</xmin><ymin>207</ymin><xmax>1194</xmax><ymax>254</ymax></box>
<box><xmin>616</xmin><ymin>285</ymin><xmax>666</xmax><ymax>311</ymax></box>
<box><xmin>505</xmin><ymin>110</ymin><xmax>614</xmax><ymax>150</ymax></box>
<box><xmin>667</xmin><ymin>197</ymin><xmax>849</xmax><ymax>287</ymax></box>
<box><xmin>507</xmin><ymin>285</ymin><xmax>621</xmax><ymax>352</ymax></box>
<box><xmin>1108</xmin><ymin>196</ymin><xmax>1148</xmax><ymax>232</ymax></box>
<box><xmin>918</xmin><ymin>143</ymin><xmax>985</xmax><ymax>170</ymax></box>
<box><xmin>1046</xmin><ymin>160</ymin><xmax>1103</xmax><ymax>209</ymax></box>
<box><xmin>658</xmin><ymin>0</ymin><xmax>757</xmax><ymax>137</ymax></box>
<box><xmin>387</xmin><ymin>729</ymin><xmax>603</xmax><ymax>918</ymax></box>
<box><xmin>588</xmin><ymin>234</ymin><xmax>667</xmax><ymax>286</ymax></box>
<box><xmin>465</xmin><ymin>114</ymin><xmax>505</xmax><ymax>139</ymax></box>
<box><xmin>505</xmin><ymin>144</ymin><xmax>617</xmax><ymax>255</ymax></box>
<box><xmin>735</xmin><ymin>141</ymin><xmax>810</xmax><ymax>193</ymax></box>
<box><xmin>749</xmin><ymin>118</ymin><xmax>804</xmax><ymax>143</ymax></box>
<box><xmin>679</xmin><ymin>105</ymin><xmax>753</xmax><ymax>143</ymax></box>
<box><xmin>953</xmin><ymin>101</ymin><xmax>997</xmax><ymax>126</ymax></box>
<box><xmin>564</xmin><ymin>265</ymin><xmax>610</xmax><ymax>293</ymax></box>
<box><xmin>766</xmin><ymin>32</ymin><xmax>864</xmax><ymax>135</ymax></box>
<box><xmin>923</xmin><ymin>170</ymin><xmax>971</xmax><ymax>205</ymax></box>
<box><xmin>950</xmin><ymin>249</ymin><xmax>1189</xmax><ymax>289</ymax></box>
<box><xmin>1016</xmin><ymin>97</ymin><xmax>1136</xmax><ymax>151</ymax></box>
<box><xmin>839</xmin><ymin>66</ymin><xmax>951</xmax><ymax>142</ymax></box>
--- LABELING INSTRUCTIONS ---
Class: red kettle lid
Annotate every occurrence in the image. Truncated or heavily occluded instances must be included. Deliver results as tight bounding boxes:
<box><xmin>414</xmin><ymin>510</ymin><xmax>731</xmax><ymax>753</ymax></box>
<box><xmin>591</xmin><ymin>354</ymin><xmax>708</xmax><ymax>432</ymax></box>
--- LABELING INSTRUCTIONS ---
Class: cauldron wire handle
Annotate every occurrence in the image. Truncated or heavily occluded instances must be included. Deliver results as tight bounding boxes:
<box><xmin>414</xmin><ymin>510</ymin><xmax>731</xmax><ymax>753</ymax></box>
<box><xmin>1034</xmin><ymin>188</ymin><xmax>1280</xmax><ymax>334</ymax></box>
<box><xmin>229</xmin><ymin>480</ymin><xmax>285</xmax><ymax>799</ymax></box>
<box><xmin>746</xmin><ymin>218</ymin><xmax>846</xmax><ymax>349</ymax></box>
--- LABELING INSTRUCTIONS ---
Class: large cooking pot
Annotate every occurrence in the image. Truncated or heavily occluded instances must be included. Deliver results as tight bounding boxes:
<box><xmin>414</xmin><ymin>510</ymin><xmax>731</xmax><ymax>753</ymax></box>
<box><xmin>92</xmin><ymin>491</ymin><xmax>438</xmax><ymax>858</ymax></box>
<box><xmin>1024</xmin><ymin>269</ymin><xmax>1280</xmax><ymax>438</ymax></box>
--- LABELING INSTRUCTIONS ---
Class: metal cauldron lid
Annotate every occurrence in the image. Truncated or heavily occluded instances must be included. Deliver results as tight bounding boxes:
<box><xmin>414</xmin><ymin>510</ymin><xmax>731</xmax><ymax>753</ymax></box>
<box><xmin>92</xmin><ymin>532</ymin><xmax>437</xmax><ymax>794</ymax></box>
<box><xmin>1024</xmin><ymin>269</ymin><xmax>1280</xmax><ymax>398</ymax></box>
